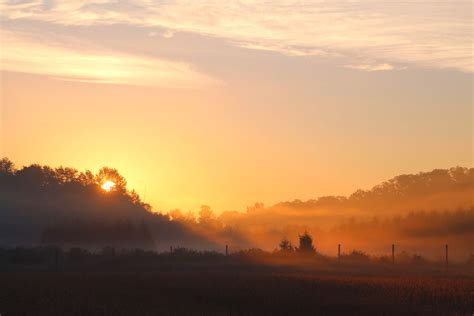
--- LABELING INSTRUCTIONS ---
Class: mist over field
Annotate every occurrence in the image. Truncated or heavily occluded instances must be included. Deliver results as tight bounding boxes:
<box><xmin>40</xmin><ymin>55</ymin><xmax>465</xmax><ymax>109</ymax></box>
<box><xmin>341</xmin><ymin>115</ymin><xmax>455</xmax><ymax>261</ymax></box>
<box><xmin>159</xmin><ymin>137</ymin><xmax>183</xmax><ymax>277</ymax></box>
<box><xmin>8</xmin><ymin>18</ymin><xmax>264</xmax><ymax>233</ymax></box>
<box><xmin>1</xmin><ymin>158</ymin><xmax>472</xmax><ymax>261</ymax></box>
<box><xmin>171</xmin><ymin>167</ymin><xmax>474</xmax><ymax>261</ymax></box>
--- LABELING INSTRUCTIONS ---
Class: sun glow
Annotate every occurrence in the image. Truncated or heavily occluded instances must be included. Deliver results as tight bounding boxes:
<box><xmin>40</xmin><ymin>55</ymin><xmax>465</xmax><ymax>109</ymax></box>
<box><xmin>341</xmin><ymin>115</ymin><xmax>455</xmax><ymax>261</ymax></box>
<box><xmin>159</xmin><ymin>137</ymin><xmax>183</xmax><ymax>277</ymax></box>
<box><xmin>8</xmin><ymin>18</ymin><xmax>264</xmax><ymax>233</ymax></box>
<box><xmin>101</xmin><ymin>180</ymin><xmax>116</xmax><ymax>192</ymax></box>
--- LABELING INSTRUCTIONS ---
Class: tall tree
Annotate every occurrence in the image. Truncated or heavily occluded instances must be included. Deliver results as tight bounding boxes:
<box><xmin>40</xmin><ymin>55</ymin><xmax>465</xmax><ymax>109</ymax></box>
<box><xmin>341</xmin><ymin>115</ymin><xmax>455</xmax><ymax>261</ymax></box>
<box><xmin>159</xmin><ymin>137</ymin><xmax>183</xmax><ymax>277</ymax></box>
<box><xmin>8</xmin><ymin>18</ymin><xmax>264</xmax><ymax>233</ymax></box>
<box><xmin>298</xmin><ymin>231</ymin><xmax>316</xmax><ymax>253</ymax></box>
<box><xmin>96</xmin><ymin>167</ymin><xmax>127</xmax><ymax>192</ymax></box>
<box><xmin>279</xmin><ymin>237</ymin><xmax>294</xmax><ymax>252</ymax></box>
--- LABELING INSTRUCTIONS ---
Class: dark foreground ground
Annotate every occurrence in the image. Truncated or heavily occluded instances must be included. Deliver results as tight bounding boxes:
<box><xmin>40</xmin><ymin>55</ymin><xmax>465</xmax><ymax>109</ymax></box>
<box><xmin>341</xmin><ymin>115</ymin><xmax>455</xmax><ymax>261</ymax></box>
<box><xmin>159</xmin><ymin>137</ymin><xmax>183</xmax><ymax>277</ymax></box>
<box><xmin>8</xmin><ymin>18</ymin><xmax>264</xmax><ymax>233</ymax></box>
<box><xmin>1</xmin><ymin>270</ymin><xmax>473</xmax><ymax>316</ymax></box>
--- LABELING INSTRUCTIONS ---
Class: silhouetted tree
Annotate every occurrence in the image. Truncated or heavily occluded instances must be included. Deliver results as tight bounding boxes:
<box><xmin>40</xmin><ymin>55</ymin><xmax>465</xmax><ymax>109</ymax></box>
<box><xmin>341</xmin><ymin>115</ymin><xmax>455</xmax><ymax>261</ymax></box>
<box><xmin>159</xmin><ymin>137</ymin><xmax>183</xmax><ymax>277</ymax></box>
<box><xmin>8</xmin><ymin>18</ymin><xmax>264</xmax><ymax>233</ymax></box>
<box><xmin>54</xmin><ymin>167</ymin><xmax>78</xmax><ymax>184</ymax></box>
<box><xmin>279</xmin><ymin>237</ymin><xmax>294</xmax><ymax>252</ymax></box>
<box><xmin>169</xmin><ymin>209</ymin><xmax>184</xmax><ymax>221</ymax></box>
<box><xmin>199</xmin><ymin>205</ymin><xmax>214</xmax><ymax>223</ymax></box>
<box><xmin>78</xmin><ymin>170</ymin><xmax>96</xmax><ymax>186</ymax></box>
<box><xmin>0</xmin><ymin>158</ymin><xmax>218</xmax><ymax>248</ymax></box>
<box><xmin>0</xmin><ymin>157</ymin><xmax>15</xmax><ymax>174</ymax></box>
<box><xmin>96</xmin><ymin>167</ymin><xmax>127</xmax><ymax>192</ymax></box>
<box><xmin>298</xmin><ymin>231</ymin><xmax>315</xmax><ymax>253</ymax></box>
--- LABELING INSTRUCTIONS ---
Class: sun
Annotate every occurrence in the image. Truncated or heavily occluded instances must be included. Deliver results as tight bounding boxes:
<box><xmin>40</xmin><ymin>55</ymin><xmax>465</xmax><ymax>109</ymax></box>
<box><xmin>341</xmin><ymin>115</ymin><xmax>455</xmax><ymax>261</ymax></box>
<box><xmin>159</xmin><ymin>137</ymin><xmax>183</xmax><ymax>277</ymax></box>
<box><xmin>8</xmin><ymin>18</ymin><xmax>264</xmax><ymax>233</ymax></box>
<box><xmin>101</xmin><ymin>180</ymin><xmax>116</xmax><ymax>192</ymax></box>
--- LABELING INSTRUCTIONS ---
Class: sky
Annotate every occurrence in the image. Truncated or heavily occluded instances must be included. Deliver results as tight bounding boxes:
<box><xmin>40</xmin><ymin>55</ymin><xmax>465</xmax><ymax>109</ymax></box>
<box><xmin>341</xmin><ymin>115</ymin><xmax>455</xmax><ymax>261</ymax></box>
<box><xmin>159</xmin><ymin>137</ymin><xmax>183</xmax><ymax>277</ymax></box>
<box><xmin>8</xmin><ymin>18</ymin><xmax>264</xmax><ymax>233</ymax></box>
<box><xmin>0</xmin><ymin>0</ymin><xmax>472</xmax><ymax>213</ymax></box>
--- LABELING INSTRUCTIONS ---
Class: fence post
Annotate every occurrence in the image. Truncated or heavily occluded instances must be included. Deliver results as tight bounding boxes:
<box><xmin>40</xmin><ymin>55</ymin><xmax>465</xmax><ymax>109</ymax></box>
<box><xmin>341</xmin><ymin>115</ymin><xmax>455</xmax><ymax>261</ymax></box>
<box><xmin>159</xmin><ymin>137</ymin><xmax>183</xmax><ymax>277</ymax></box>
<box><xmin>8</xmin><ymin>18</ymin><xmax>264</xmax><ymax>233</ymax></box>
<box><xmin>445</xmin><ymin>244</ymin><xmax>449</xmax><ymax>268</ymax></box>
<box><xmin>225</xmin><ymin>245</ymin><xmax>228</xmax><ymax>257</ymax></box>
<box><xmin>170</xmin><ymin>246</ymin><xmax>173</xmax><ymax>254</ymax></box>
<box><xmin>338</xmin><ymin>244</ymin><xmax>341</xmax><ymax>258</ymax></box>
<box><xmin>392</xmin><ymin>244</ymin><xmax>395</xmax><ymax>264</ymax></box>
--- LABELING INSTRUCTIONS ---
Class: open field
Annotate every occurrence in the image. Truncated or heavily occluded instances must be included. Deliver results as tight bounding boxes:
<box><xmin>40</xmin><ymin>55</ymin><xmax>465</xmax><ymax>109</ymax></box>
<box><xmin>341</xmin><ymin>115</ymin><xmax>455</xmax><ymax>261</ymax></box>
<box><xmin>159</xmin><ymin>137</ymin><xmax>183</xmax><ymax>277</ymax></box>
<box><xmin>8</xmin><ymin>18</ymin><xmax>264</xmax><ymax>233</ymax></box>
<box><xmin>1</xmin><ymin>270</ymin><xmax>473</xmax><ymax>316</ymax></box>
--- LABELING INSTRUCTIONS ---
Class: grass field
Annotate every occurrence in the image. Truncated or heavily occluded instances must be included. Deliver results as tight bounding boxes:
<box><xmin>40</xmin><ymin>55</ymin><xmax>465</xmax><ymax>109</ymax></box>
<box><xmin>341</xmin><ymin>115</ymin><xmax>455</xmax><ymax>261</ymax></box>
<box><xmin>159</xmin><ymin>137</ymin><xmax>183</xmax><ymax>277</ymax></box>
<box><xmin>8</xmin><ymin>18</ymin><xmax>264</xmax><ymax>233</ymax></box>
<box><xmin>1</xmin><ymin>270</ymin><xmax>473</xmax><ymax>315</ymax></box>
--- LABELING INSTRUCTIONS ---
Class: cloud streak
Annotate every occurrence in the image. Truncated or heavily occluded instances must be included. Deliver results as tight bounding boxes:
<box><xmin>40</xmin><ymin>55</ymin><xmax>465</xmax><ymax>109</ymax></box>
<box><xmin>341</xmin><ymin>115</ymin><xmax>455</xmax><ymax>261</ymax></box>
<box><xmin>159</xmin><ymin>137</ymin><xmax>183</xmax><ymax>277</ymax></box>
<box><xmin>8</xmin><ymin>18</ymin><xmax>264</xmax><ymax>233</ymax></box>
<box><xmin>345</xmin><ymin>63</ymin><xmax>396</xmax><ymax>72</ymax></box>
<box><xmin>1</xmin><ymin>0</ymin><xmax>472</xmax><ymax>73</ymax></box>
<box><xmin>0</xmin><ymin>29</ymin><xmax>216</xmax><ymax>87</ymax></box>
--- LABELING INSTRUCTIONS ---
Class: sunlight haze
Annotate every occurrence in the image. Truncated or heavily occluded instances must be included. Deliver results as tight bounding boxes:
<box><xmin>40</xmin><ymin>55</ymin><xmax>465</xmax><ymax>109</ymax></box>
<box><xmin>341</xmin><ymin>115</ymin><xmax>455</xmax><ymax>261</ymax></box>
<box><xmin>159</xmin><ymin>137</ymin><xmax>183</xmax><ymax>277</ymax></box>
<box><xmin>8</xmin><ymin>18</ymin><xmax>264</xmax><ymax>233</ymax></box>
<box><xmin>1</xmin><ymin>0</ymin><xmax>472</xmax><ymax>213</ymax></box>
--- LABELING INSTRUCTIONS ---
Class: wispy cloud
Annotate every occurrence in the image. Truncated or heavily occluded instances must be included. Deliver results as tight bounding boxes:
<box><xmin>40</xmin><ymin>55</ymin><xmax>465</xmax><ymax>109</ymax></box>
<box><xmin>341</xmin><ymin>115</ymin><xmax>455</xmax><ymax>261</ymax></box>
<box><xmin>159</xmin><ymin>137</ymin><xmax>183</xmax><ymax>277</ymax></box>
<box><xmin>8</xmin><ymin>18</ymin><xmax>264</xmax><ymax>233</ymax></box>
<box><xmin>345</xmin><ymin>63</ymin><xmax>396</xmax><ymax>72</ymax></box>
<box><xmin>1</xmin><ymin>0</ymin><xmax>472</xmax><ymax>73</ymax></box>
<box><xmin>0</xmin><ymin>29</ymin><xmax>216</xmax><ymax>87</ymax></box>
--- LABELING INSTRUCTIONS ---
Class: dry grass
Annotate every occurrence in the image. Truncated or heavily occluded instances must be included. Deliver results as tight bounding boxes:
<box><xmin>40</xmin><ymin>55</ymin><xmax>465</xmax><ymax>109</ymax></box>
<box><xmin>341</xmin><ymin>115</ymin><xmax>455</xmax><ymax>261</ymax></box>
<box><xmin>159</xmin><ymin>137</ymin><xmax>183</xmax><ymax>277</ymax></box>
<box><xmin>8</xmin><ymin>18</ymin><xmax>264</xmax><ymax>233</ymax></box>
<box><xmin>0</xmin><ymin>270</ymin><xmax>472</xmax><ymax>315</ymax></box>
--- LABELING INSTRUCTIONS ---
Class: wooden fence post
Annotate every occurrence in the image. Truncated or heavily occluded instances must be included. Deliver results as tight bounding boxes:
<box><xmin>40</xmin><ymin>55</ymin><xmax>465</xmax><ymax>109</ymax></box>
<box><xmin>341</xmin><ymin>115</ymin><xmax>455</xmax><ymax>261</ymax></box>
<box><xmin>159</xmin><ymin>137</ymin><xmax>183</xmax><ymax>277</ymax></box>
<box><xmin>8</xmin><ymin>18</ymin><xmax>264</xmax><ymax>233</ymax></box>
<box><xmin>338</xmin><ymin>244</ymin><xmax>341</xmax><ymax>258</ymax></box>
<box><xmin>225</xmin><ymin>245</ymin><xmax>228</xmax><ymax>256</ymax></box>
<box><xmin>392</xmin><ymin>244</ymin><xmax>395</xmax><ymax>264</ymax></box>
<box><xmin>445</xmin><ymin>244</ymin><xmax>449</xmax><ymax>268</ymax></box>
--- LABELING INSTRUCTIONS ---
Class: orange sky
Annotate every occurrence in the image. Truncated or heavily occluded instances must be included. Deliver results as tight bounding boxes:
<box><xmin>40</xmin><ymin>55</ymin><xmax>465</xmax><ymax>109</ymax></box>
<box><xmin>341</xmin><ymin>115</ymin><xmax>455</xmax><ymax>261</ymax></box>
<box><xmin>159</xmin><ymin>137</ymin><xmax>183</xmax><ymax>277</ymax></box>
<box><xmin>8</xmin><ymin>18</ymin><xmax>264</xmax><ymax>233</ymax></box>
<box><xmin>1</xmin><ymin>1</ymin><xmax>472</xmax><ymax>213</ymax></box>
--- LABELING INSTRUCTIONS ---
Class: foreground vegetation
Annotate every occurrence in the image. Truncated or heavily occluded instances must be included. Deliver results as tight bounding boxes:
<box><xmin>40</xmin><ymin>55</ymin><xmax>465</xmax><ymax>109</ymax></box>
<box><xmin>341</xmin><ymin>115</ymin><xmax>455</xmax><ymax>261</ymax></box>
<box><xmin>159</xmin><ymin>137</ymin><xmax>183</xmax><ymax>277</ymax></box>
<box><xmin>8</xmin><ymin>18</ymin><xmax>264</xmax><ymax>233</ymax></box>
<box><xmin>0</xmin><ymin>270</ymin><xmax>472</xmax><ymax>315</ymax></box>
<box><xmin>2</xmin><ymin>237</ymin><xmax>472</xmax><ymax>315</ymax></box>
